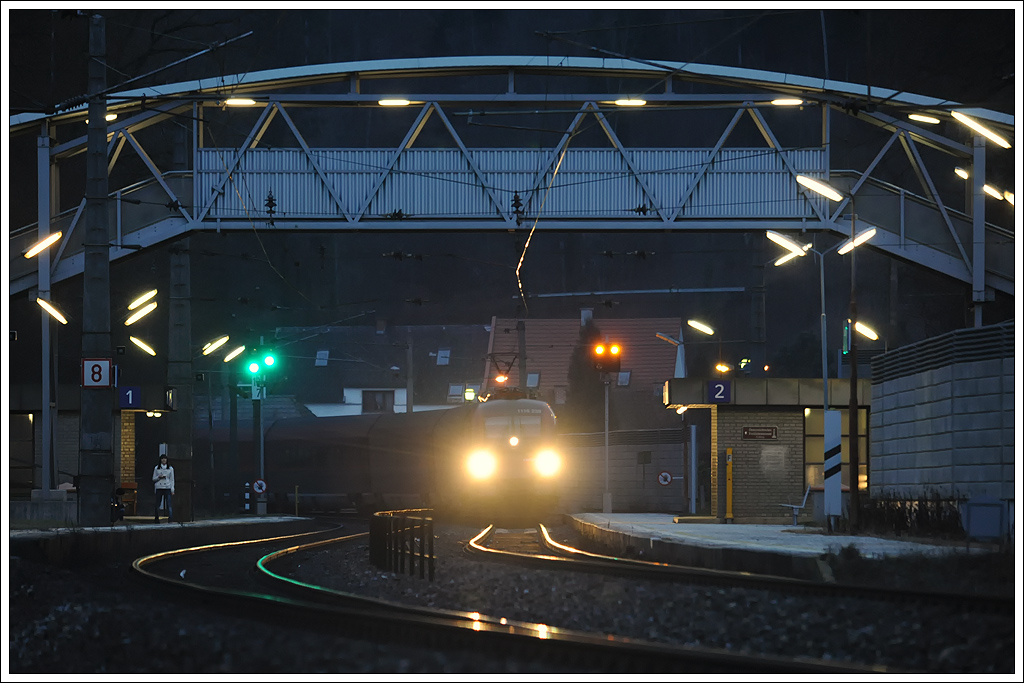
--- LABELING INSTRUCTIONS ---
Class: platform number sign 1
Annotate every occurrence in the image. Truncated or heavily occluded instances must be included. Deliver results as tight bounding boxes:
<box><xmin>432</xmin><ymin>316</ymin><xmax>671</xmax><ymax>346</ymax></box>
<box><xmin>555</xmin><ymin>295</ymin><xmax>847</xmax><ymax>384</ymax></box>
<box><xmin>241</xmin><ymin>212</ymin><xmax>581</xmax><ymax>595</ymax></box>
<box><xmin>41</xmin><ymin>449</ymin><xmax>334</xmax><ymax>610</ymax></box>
<box><xmin>708</xmin><ymin>379</ymin><xmax>731</xmax><ymax>403</ymax></box>
<box><xmin>120</xmin><ymin>386</ymin><xmax>142</xmax><ymax>409</ymax></box>
<box><xmin>82</xmin><ymin>358</ymin><xmax>113</xmax><ymax>388</ymax></box>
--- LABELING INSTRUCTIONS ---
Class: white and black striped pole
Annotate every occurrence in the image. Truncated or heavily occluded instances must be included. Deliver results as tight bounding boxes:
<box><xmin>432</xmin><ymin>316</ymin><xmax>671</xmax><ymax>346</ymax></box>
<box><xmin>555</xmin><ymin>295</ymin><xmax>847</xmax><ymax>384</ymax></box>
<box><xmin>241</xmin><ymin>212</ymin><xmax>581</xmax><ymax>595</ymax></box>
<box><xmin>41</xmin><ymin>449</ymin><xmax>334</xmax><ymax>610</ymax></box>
<box><xmin>823</xmin><ymin>411</ymin><xmax>843</xmax><ymax>528</ymax></box>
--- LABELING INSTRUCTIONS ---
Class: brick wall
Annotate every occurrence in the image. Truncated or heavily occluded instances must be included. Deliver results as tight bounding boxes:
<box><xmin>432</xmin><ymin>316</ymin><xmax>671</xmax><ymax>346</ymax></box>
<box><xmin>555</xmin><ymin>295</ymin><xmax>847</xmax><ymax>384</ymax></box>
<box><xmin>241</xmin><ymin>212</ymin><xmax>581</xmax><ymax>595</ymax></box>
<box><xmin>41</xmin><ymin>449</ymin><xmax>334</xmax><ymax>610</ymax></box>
<box><xmin>716</xmin><ymin>409</ymin><xmax>804</xmax><ymax>520</ymax></box>
<box><xmin>120</xmin><ymin>411</ymin><xmax>136</xmax><ymax>484</ymax></box>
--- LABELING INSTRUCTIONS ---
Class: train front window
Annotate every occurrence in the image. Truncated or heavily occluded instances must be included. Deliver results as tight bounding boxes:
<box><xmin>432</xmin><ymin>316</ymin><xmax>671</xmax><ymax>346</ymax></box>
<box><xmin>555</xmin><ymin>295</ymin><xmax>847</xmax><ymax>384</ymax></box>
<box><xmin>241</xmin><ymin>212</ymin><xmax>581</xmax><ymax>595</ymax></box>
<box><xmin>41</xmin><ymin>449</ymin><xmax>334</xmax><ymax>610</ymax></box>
<box><xmin>517</xmin><ymin>415</ymin><xmax>542</xmax><ymax>435</ymax></box>
<box><xmin>483</xmin><ymin>417</ymin><xmax>512</xmax><ymax>438</ymax></box>
<box><xmin>483</xmin><ymin>414</ymin><xmax>543</xmax><ymax>438</ymax></box>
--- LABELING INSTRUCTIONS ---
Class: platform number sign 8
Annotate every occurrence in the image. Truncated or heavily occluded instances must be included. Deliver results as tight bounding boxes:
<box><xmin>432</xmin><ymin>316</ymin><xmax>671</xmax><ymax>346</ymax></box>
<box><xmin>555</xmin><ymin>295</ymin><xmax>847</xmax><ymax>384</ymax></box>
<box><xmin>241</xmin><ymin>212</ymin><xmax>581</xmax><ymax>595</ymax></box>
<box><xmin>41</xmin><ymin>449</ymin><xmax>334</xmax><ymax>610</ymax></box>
<box><xmin>82</xmin><ymin>358</ymin><xmax>113</xmax><ymax>388</ymax></box>
<box><xmin>708</xmin><ymin>379</ymin><xmax>731</xmax><ymax>403</ymax></box>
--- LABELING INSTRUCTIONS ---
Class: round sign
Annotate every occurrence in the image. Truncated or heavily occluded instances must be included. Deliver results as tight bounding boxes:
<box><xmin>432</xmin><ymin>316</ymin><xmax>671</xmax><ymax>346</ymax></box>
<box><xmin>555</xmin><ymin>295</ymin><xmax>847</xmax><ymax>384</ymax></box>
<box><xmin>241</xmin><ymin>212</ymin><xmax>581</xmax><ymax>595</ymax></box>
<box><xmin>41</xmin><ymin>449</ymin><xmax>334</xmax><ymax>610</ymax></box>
<box><xmin>253</xmin><ymin>479</ymin><xmax>267</xmax><ymax>494</ymax></box>
<box><xmin>657</xmin><ymin>471</ymin><xmax>673</xmax><ymax>486</ymax></box>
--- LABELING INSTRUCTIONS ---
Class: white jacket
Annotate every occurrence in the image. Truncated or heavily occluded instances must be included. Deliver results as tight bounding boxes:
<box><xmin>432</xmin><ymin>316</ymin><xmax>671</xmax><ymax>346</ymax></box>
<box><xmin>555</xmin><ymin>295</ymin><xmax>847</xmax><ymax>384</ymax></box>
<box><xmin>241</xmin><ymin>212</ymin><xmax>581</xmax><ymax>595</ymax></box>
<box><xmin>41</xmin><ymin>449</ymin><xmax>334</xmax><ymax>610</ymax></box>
<box><xmin>153</xmin><ymin>464</ymin><xmax>175</xmax><ymax>494</ymax></box>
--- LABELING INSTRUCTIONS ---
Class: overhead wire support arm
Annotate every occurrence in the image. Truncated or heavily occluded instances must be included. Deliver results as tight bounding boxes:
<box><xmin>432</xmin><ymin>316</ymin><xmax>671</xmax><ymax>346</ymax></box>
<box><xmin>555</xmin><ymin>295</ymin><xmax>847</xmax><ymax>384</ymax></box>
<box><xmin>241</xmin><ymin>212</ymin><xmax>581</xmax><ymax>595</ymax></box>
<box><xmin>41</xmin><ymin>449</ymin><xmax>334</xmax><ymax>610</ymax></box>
<box><xmin>55</xmin><ymin>31</ymin><xmax>254</xmax><ymax>113</ymax></box>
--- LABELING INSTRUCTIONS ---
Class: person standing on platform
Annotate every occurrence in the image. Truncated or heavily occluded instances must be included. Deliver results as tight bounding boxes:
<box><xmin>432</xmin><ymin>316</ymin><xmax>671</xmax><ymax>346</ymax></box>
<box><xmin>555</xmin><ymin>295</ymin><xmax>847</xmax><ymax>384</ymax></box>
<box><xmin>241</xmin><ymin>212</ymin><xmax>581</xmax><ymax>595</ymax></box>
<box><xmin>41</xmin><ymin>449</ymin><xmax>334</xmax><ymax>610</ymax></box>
<box><xmin>153</xmin><ymin>453</ymin><xmax>175</xmax><ymax>523</ymax></box>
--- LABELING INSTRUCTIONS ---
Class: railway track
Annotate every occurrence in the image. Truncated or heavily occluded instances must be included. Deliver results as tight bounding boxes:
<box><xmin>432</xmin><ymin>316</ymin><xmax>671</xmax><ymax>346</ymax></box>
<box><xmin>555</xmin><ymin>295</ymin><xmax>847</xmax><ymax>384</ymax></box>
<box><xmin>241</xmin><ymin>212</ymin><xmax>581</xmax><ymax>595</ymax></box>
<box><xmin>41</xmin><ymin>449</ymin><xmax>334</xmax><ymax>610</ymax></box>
<box><xmin>466</xmin><ymin>523</ymin><xmax>1014</xmax><ymax>617</ymax></box>
<box><xmin>130</xmin><ymin>522</ymin><xmax>887</xmax><ymax>673</ymax></box>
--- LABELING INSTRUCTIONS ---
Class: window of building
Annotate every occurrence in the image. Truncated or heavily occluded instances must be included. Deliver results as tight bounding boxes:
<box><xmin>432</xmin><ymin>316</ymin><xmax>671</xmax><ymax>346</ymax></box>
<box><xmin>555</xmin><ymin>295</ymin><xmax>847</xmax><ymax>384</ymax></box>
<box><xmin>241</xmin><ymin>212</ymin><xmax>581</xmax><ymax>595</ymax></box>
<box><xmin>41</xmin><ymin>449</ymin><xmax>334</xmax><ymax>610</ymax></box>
<box><xmin>616</xmin><ymin>370</ymin><xmax>631</xmax><ymax>386</ymax></box>
<box><xmin>362</xmin><ymin>390</ymin><xmax>394</xmax><ymax>413</ymax></box>
<box><xmin>437</xmin><ymin>348</ymin><xmax>451</xmax><ymax>366</ymax></box>
<box><xmin>803</xmin><ymin>407</ymin><xmax>869</xmax><ymax>491</ymax></box>
<box><xmin>526</xmin><ymin>372</ymin><xmax>540</xmax><ymax>388</ymax></box>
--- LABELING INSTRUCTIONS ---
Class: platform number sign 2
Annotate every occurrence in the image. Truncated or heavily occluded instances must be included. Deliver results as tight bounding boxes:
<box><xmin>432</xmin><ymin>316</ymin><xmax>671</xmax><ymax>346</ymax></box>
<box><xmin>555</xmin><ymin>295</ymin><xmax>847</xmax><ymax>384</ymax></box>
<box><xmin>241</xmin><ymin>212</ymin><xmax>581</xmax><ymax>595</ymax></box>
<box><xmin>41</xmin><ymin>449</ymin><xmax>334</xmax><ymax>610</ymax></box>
<box><xmin>82</xmin><ymin>358</ymin><xmax>113</xmax><ymax>388</ymax></box>
<box><xmin>708</xmin><ymin>379</ymin><xmax>731</xmax><ymax>403</ymax></box>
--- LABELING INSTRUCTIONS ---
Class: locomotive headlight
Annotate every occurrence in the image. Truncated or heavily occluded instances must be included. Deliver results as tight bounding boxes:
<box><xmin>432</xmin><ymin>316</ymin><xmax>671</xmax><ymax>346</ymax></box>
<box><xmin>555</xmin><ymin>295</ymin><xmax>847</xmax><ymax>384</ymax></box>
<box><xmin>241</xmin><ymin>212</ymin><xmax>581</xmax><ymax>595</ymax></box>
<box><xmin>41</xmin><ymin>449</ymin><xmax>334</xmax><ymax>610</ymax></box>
<box><xmin>509</xmin><ymin>436</ymin><xmax>519</xmax><ymax>447</ymax></box>
<box><xmin>467</xmin><ymin>450</ymin><xmax>497</xmax><ymax>480</ymax></box>
<box><xmin>534</xmin><ymin>449</ymin><xmax>561</xmax><ymax>477</ymax></box>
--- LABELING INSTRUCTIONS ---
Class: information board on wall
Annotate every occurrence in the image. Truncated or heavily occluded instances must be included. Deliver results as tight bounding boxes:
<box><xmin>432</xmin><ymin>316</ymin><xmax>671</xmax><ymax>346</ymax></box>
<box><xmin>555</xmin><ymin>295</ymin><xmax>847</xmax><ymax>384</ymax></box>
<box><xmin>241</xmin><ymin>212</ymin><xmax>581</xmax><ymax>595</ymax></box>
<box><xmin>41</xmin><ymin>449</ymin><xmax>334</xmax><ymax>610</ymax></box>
<box><xmin>742</xmin><ymin>426</ymin><xmax>778</xmax><ymax>440</ymax></box>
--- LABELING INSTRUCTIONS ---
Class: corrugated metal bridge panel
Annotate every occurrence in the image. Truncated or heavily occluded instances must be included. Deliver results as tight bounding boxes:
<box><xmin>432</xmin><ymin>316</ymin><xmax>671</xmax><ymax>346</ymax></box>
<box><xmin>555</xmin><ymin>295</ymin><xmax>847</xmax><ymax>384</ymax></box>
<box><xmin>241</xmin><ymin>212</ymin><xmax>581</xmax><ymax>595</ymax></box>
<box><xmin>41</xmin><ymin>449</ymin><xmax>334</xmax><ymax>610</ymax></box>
<box><xmin>196</xmin><ymin>147</ymin><xmax>826</xmax><ymax>221</ymax></box>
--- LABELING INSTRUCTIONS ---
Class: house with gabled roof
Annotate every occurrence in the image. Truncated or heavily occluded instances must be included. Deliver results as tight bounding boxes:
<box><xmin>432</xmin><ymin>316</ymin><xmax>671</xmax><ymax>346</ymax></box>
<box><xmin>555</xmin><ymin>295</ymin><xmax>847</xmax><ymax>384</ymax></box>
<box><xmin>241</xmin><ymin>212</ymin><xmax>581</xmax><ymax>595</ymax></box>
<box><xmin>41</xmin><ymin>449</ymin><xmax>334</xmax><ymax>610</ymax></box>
<box><xmin>486</xmin><ymin>311</ymin><xmax>685</xmax><ymax>430</ymax></box>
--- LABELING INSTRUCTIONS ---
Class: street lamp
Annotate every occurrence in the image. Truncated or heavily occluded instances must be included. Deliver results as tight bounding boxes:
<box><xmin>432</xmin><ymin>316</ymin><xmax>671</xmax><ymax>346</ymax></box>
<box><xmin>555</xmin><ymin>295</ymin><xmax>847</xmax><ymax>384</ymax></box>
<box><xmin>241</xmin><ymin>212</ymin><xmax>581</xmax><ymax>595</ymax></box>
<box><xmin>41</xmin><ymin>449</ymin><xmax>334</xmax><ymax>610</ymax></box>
<box><xmin>656</xmin><ymin>321</ymin><xmax>714</xmax><ymax>515</ymax></box>
<box><xmin>792</xmin><ymin>174</ymin><xmax>875</xmax><ymax>530</ymax></box>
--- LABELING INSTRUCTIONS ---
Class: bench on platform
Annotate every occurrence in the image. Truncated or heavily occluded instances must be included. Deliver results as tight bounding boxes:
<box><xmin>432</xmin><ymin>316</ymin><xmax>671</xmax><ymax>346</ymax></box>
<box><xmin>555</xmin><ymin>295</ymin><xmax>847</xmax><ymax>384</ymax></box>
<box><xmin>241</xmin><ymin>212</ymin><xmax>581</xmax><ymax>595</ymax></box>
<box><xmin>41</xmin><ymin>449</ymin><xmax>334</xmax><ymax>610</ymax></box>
<box><xmin>118</xmin><ymin>482</ymin><xmax>138</xmax><ymax>516</ymax></box>
<box><xmin>779</xmin><ymin>486</ymin><xmax>812</xmax><ymax>526</ymax></box>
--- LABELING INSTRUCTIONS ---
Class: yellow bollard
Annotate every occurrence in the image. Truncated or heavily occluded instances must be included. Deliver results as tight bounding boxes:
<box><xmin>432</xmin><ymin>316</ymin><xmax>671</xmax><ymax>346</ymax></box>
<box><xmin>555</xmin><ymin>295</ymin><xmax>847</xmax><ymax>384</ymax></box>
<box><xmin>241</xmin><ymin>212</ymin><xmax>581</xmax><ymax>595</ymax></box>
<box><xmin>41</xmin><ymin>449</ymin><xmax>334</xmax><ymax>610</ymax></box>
<box><xmin>725</xmin><ymin>447</ymin><xmax>734</xmax><ymax>522</ymax></box>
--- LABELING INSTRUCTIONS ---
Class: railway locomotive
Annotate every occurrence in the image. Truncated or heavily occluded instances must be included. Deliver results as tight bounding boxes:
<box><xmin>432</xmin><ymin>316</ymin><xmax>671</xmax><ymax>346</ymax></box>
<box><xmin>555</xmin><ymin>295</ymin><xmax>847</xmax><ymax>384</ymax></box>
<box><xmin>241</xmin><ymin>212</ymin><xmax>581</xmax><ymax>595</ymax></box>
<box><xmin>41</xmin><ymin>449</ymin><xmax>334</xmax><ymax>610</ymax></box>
<box><xmin>255</xmin><ymin>387</ymin><xmax>563</xmax><ymax>521</ymax></box>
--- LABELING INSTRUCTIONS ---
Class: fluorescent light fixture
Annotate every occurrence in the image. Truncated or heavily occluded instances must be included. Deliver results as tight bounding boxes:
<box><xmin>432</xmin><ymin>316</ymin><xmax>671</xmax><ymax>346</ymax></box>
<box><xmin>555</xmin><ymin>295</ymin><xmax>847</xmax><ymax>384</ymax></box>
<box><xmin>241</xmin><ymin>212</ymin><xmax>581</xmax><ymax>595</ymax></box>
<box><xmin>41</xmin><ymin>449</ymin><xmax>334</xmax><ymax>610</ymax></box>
<box><xmin>224</xmin><ymin>98</ymin><xmax>256</xmax><ymax>106</ymax></box>
<box><xmin>36</xmin><ymin>298</ymin><xmax>68</xmax><ymax>324</ymax></box>
<box><xmin>954</xmin><ymin>167</ymin><xmax>969</xmax><ymax>179</ymax></box>
<box><xmin>129</xmin><ymin>336</ymin><xmax>157</xmax><ymax>356</ymax></box>
<box><xmin>687</xmin><ymin>319</ymin><xmax>715</xmax><ymax>336</ymax></box>
<box><xmin>854</xmin><ymin>321</ymin><xmax>879</xmax><ymax>340</ymax></box>
<box><xmin>837</xmin><ymin>227</ymin><xmax>877</xmax><ymax>255</ymax></box>
<box><xmin>766</xmin><ymin>230</ymin><xmax>807</xmax><ymax>255</ymax></box>
<box><xmin>84</xmin><ymin>114</ymin><xmax>118</xmax><ymax>123</ymax></box>
<box><xmin>983</xmin><ymin>184</ymin><xmax>1003</xmax><ymax>200</ymax></box>
<box><xmin>613</xmin><ymin>98</ymin><xmax>646</xmax><ymax>106</ymax></box>
<box><xmin>796</xmin><ymin>175</ymin><xmax>845</xmax><ymax>202</ymax></box>
<box><xmin>202</xmin><ymin>335</ymin><xmax>230</xmax><ymax>355</ymax></box>
<box><xmin>24</xmin><ymin>231</ymin><xmax>63</xmax><ymax>258</ymax></box>
<box><xmin>1003</xmin><ymin>190</ymin><xmax>1014</xmax><ymax>206</ymax></box>
<box><xmin>951</xmin><ymin>111</ymin><xmax>1011</xmax><ymax>149</ymax></box>
<box><xmin>908</xmin><ymin>113</ymin><xmax>940</xmax><ymax>124</ymax></box>
<box><xmin>378</xmin><ymin>99</ymin><xmax>411</xmax><ymax>106</ymax></box>
<box><xmin>124</xmin><ymin>302</ymin><xmax>157</xmax><ymax>326</ymax></box>
<box><xmin>223</xmin><ymin>345</ymin><xmax>245</xmax><ymax>363</ymax></box>
<box><xmin>771</xmin><ymin>98</ymin><xmax>803</xmax><ymax>106</ymax></box>
<box><xmin>127</xmin><ymin>289</ymin><xmax>157</xmax><ymax>310</ymax></box>
<box><xmin>774</xmin><ymin>252</ymin><xmax>802</xmax><ymax>266</ymax></box>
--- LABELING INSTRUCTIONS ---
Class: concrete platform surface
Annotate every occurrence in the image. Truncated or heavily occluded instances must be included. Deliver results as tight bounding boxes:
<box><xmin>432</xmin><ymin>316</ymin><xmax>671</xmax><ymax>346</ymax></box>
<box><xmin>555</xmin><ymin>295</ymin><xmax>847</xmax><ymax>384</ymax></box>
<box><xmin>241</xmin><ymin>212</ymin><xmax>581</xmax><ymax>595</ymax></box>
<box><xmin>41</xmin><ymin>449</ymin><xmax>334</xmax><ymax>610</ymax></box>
<box><xmin>8</xmin><ymin>515</ymin><xmax>318</xmax><ymax>566</ymax></box>
<box><xmin>570</xmin><ymin>513</ymin><xmax>970</xmax><ymax>560</ymax></box>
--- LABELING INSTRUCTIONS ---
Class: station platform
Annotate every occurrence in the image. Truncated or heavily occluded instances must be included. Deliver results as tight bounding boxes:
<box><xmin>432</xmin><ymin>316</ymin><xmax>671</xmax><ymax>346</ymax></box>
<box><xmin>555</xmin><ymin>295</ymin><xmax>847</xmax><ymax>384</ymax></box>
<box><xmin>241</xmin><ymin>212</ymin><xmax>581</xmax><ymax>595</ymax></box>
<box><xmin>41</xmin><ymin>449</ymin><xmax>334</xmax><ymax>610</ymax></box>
<box><xmin>9</xmin><ymin>511</ymin><xmax>985</xmax><ymax>580</ymax></box>
<box><xmin>8</xmin><ymin>515</ymin><xmax>318</xmax><ymax>567</ymax></box>
<box><xmin>566</xmin><ymin>513</ymin><xmax>982</xmax><ymax>581</ymax></box>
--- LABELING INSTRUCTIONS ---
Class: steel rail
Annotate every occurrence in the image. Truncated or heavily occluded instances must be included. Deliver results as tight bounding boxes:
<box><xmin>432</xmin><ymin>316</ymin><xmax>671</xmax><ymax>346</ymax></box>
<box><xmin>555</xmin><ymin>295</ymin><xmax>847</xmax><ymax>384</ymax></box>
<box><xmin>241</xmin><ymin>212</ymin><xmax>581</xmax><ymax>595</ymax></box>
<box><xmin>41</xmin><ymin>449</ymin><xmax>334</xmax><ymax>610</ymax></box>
<box><xmin>132</xmin><ymin>523</ymin><xmax>887</xmax><ymax>673</ymax></box>
<box><xmin>462</xmin><ymin>523</ymin><xmax>1013</xmax><ymax>617</ymax></box>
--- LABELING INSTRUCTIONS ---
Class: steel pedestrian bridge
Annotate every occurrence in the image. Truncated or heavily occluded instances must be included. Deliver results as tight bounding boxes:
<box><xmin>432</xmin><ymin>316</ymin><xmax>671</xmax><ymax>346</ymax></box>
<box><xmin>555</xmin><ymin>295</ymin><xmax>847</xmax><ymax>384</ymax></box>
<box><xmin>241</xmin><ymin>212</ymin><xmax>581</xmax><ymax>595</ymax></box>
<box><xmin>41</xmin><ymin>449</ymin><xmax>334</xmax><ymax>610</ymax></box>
<box><xmin>10</xmin><ymin>56</ymin><xmax>1015</xmax><ymax>302</ymax></box>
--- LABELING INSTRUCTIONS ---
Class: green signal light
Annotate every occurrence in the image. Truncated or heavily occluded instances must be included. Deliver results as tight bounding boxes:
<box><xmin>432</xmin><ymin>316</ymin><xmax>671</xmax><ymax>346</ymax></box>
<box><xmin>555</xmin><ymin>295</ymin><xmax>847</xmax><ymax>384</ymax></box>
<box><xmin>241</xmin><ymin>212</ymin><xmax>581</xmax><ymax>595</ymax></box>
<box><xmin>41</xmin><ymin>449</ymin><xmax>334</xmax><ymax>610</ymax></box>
<box><xmin>247</xmin><ymin>361</ymin><xmax>260</xmax><ymax>374</ymax></box>
<box><xmin>263</xmin><ymin>354</ymin><xmax>275</xmax><ymax>366</ymax></box>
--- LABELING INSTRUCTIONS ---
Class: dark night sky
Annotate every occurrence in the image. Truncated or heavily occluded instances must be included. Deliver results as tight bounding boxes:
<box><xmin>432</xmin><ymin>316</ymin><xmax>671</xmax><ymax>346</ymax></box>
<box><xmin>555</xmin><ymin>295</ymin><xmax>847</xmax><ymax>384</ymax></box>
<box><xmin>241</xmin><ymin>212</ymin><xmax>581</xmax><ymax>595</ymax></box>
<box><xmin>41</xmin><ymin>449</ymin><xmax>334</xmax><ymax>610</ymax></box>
<box><xmin>5</xmin><ymin>7</ymin><xmax>1017</xmax><ymax>117</ymax></box>
<box><xmin>3</xmin><ymin>7</ymin><xmax>1019</xmax><ymax>382</ymax></box>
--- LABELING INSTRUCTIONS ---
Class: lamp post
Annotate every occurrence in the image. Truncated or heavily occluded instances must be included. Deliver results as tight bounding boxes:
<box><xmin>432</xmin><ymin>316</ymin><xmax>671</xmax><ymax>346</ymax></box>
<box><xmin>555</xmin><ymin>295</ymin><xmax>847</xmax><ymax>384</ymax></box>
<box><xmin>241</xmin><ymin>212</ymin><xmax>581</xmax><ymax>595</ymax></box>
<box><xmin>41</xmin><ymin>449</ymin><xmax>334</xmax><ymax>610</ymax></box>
<box><xmin>656</xmin><ymin>320</ymin><xmax>713</xmax><ymax>516</ymax></box>
<box><xmin>791</xmin><ymin>175</ymin><xmax>878</xmax><ymax>531</ymax></box>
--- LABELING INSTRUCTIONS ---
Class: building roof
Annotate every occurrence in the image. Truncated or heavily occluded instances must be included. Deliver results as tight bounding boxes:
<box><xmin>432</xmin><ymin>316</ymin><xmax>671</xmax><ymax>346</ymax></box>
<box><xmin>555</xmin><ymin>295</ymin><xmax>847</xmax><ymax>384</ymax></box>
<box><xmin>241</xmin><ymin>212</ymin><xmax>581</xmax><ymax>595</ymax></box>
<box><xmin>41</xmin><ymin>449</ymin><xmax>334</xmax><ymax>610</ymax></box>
<box><xmin>273</xmin><ymin>323</ymin><xmax>493</xmax><ymax>405</ymax></box>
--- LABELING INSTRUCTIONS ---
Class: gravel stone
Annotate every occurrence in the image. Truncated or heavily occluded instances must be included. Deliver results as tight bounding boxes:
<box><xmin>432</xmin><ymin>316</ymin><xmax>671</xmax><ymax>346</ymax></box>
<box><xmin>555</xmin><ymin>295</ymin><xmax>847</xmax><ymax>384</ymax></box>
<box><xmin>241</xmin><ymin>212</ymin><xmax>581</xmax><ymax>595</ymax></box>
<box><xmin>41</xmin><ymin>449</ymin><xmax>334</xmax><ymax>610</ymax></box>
<box><xmin>7</xmin><ymin>522</ymin><xmax>1017</xmax><ymax>673</ymax></box>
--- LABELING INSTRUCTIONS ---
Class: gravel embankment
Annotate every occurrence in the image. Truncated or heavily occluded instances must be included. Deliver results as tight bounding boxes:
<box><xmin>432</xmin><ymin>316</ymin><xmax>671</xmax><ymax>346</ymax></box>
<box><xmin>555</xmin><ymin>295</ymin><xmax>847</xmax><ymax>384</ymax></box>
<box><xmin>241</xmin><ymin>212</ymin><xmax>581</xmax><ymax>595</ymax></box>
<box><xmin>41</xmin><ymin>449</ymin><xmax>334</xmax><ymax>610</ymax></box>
<box><xmin>8</xmin><ymin>522</ymin><xmax>1018</xmax><ymax>674</ymax></box>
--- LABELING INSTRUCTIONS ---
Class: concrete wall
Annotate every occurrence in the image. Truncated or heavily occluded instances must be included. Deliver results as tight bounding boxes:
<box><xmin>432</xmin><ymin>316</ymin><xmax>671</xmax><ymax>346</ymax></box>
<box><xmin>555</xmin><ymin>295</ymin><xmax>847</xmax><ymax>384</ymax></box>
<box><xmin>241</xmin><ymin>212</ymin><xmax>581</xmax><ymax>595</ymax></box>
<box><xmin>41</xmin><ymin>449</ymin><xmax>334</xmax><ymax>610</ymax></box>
<box><xmin>871</xmin><ymin>357</ymin><xmax>1014</xmax><ymax>500</ymax></box>
<box><xmin>561</xmin><ymin>439</ymin><xmax>691</xmax><ymax>514</ymax></box>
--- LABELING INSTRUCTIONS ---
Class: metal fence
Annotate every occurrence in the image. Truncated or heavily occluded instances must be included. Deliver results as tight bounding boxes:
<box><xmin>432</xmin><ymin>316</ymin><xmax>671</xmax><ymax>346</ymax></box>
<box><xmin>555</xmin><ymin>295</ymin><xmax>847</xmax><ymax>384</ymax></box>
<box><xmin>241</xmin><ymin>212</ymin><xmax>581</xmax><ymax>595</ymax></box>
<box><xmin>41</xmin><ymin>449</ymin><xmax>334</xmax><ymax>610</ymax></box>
<box><xmin>369</xmin><ymin>509</ymin><xmax>435</xmax><ymax>581</ymax></box>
